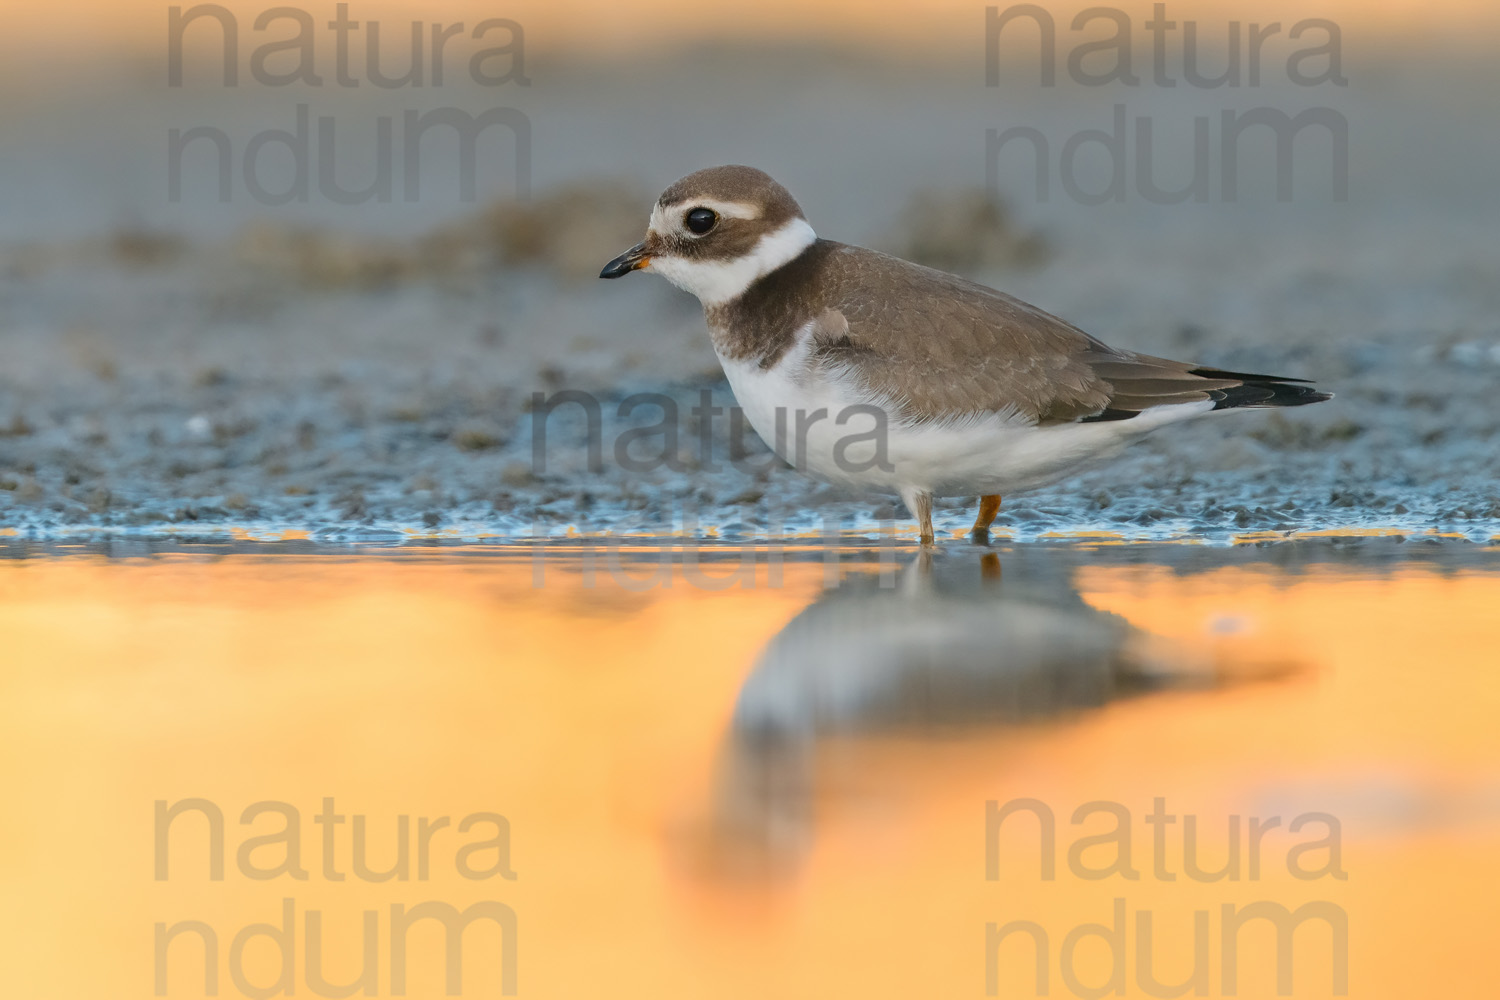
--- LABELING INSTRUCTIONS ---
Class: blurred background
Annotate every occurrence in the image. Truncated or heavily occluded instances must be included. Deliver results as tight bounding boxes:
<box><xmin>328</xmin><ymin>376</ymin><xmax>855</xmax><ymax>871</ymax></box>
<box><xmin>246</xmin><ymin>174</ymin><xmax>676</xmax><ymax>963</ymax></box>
<box><xmin>2</xmin><ymin>0</ymin><xmax>1498</xmax><ymax>539</ymax></box>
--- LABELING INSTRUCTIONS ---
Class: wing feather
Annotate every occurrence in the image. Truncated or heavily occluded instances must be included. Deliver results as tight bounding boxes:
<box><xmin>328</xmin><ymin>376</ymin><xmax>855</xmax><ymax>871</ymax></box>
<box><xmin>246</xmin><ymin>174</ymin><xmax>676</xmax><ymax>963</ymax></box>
<box><xmin>802</xmin><ymin>243</ymin><xmax>1284</xmax><ymax>424</ymax></box>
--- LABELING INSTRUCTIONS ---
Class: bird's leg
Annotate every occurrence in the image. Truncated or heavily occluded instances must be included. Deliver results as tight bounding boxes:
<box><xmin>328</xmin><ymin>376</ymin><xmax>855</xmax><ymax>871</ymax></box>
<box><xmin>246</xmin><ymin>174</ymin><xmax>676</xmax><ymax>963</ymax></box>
<box><xmin>971</xmin><ymin>494</ymin><xmax>1003</xmax><ymax>545</ymax></box>
<box><xmin>901</xmin><ymin>486</ymin><xmax>936</xmax><ymax>547</ymax></box>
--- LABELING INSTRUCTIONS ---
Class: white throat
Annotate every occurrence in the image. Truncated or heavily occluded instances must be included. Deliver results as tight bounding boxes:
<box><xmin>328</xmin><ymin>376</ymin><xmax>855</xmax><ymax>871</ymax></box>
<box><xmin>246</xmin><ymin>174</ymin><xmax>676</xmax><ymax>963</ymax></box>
<box><xmin>648</xmin><ymin>218</ymin><xmax>817</xmax><ymax>307</ymax></box>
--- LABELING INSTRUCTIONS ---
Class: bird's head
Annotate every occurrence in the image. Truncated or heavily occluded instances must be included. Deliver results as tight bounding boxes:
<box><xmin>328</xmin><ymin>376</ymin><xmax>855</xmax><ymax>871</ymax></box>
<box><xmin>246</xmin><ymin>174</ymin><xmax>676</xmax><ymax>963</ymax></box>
<box><xmin>599</xmin><ymin>165</ymin><xmax>816</xmax><ymax>306</ymax></box>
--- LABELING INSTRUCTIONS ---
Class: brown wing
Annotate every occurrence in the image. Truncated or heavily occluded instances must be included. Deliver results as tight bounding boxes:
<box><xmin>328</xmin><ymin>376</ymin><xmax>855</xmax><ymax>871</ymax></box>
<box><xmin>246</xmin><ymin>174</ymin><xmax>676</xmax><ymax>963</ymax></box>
<box><xmin>806</xmin><ymin>242</ymin><xmax>1248</xmax><ymax>424</ymax></box>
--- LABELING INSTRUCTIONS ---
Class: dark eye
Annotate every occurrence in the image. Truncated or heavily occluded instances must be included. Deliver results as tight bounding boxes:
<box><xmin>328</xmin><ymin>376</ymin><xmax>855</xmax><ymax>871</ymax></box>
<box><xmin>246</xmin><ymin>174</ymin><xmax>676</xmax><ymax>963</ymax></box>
<box><xmin>685</xmin><ymin>207</ymin><xmax>717</xmax><ymax>235</ymax></box>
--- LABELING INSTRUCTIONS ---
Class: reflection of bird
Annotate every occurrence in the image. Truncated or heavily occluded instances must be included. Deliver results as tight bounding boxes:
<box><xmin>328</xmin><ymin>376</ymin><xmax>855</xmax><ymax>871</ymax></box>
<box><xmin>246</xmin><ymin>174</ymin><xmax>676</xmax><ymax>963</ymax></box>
<box><xmin>735</xmin><ymin>554</ymin><xmax>1164</xmax><ymax>737</ymax></box>
<box><xmin>601</xmin><ymin>166</ymin><xmax>1330</xmax><ymax>545</ymax></box>
<box><xmin>684</xmin><ymin>553</ymin><xmax>1295</xmax><ymax>881</ymax></box>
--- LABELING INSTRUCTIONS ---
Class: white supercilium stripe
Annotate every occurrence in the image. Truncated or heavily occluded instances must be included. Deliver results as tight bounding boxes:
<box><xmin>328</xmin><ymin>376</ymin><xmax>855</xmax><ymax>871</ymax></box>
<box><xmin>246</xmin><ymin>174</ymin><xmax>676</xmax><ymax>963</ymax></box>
<box><xmin>648</xmin><ymin>218</ymin><xmax>818</xmax><ymax>306</ymax></box>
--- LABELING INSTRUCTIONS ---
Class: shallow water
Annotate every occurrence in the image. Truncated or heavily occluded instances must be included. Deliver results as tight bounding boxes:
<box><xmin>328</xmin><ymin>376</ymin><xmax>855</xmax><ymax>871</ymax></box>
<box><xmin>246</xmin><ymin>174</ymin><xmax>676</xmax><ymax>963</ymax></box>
<box><xmin>2</xmin><ymin>537</ymin><xmax>1497</xmax><ymax>998</ymax></box>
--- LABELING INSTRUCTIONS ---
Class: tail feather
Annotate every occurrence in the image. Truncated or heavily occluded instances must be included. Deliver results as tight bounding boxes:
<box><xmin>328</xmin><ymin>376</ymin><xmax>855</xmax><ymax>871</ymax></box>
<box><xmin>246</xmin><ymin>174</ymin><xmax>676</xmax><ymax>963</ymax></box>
<box><xmin>1186</xmin><ymin>367</ymin><xmax>1333</xmax><ymax>409</ymax></box>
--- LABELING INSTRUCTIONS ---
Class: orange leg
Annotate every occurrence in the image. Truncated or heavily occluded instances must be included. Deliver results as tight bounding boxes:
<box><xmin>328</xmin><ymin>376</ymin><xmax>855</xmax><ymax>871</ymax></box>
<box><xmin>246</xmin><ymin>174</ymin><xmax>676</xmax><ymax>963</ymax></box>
<box><xmin>972</xmin><ymin>495</ymin><xmax>1002</xmax><ymax>543</ymax></box>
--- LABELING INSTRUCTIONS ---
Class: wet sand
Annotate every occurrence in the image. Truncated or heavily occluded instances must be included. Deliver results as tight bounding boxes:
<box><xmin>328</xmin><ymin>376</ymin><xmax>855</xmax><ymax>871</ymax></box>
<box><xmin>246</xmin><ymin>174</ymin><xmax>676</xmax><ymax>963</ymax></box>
<box><xmin>3</xmin><ymin>44</ymin><xmax>1499</xmax><ymax>541</ymax></box>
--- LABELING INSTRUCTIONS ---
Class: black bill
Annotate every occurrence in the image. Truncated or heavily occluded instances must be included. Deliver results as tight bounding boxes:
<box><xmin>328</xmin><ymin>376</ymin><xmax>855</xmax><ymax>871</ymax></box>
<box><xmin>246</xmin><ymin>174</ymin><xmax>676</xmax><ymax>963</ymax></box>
<box><xmin>599</xmin><ymin>241</ymin><xmax>651</xmax><ymax>279</ymax></box>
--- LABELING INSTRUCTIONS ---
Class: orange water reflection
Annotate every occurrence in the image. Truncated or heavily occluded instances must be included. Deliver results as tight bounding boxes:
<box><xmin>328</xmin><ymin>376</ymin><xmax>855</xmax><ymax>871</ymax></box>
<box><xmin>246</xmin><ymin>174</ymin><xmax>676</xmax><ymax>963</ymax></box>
<box><xmin>1</xmin><ymin>547</ymin><xmax>1497</xmax><ymax>998</ymax></box>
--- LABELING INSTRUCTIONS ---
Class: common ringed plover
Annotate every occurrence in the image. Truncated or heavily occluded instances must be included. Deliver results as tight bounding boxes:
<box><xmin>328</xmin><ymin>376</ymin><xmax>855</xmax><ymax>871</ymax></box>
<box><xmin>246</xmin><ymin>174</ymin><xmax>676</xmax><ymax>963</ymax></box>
<box><xmin>601</xmin><ymin>165</ymin><xmax>1330</xmax><ymax>545</ymax></box>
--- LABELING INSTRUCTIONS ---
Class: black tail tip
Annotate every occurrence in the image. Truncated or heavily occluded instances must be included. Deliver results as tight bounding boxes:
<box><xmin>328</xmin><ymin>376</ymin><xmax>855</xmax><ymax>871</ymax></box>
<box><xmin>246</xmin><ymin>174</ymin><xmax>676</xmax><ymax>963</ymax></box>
<box><xmin>1188</xmin><ymin>367</ymin><xmax>1333</xmax><ymax>410</ymax></box>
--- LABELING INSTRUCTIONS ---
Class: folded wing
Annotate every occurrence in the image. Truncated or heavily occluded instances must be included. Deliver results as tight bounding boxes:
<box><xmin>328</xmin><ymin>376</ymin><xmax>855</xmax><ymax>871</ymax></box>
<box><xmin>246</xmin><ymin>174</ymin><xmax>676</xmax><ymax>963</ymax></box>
<box><xmin>811</xmin><ymin>244</ymin><xmax>1329</xmax><ymax>425</ymax></box>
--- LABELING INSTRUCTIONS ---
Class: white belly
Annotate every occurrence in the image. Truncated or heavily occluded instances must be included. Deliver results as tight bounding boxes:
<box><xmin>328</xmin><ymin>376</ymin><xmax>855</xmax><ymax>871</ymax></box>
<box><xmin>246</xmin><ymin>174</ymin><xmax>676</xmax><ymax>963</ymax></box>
<box><xmin>715</xmin><ymin>331</ymin><xmax>1213</xmax><ymax>498</ymax></box>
